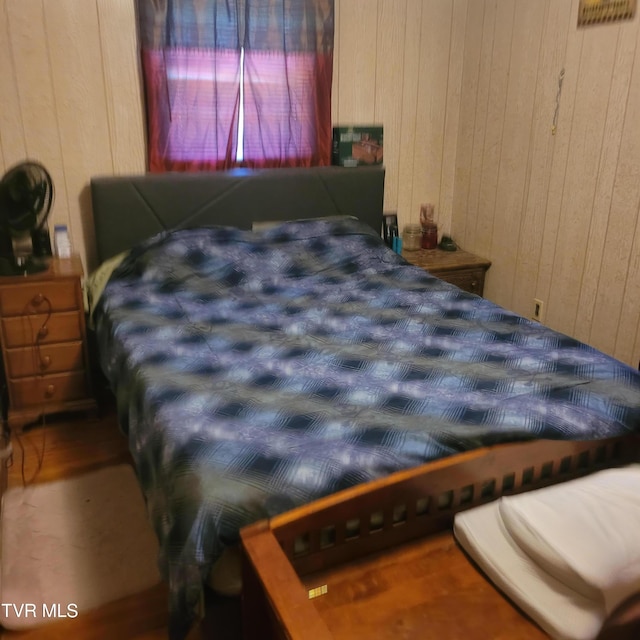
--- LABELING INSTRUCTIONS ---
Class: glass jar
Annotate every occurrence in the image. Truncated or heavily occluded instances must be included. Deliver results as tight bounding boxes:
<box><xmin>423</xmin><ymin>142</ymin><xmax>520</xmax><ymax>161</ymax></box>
<box><xmin>402</xmin><ymin>224</ymin><xmax>422</xmax><ymax>251</ymax></box>
<box><xmin>421</xmin><ymin>224</ymin><xmax>438</xmax><ymax>250</ymax></box>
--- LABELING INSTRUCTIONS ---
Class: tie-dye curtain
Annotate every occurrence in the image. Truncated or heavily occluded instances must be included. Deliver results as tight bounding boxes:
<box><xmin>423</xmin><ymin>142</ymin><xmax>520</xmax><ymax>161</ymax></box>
<box><xmin>137</xmin><ymin>0</ymin><xmax>334</xmax><ymax>172</ymax></box>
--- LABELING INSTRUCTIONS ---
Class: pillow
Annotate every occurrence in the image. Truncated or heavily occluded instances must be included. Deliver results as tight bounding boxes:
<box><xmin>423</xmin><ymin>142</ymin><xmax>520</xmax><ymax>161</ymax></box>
<box><xmin>85</xmin><ymin>251</ymin><xmax>129</xmax><ymax>328</ymax></box>
<box><xmin>499</xmin><ymin>465</ymin><xmax>640</xmax><ymax>616</ymax></box>
<box><xmin>251</xmin><ymin>215</ymin><xmax>358</xmax><ymax>232</ymax></box>
<box><xmin>454</xmin><ymin>465</ymin><xmax>640</xmax><ymax>640</ymax></box>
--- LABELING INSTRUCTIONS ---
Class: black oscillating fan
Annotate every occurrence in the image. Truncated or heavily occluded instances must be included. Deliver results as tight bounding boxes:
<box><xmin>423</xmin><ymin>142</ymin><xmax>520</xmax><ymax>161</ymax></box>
<box><xmin>0</xmin><ymin>160</ymin><xmax>54</xmax><ymax>276</ymax></box>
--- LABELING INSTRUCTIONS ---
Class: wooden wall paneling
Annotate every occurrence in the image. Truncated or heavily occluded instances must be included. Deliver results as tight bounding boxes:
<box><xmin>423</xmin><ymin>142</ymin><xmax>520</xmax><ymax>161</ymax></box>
<box><xmin>511</xmin><ymin>0</ymin><xmax>573</xmax><ymax>321</ymax></box>
<box><xmin>457</xmin><ymin>0</ymin><xmax>497</xmax><ymax>254</ymax></box>
<box><xmin>589</xmin><ymin>30</ymin><xmax>640</xmax><ymax>361</ymax></box>
<box><xmin>4</xmin><ymin>0</ymin><xmax>70</xmax><ymax>234</ymax></box>
<box><xmin>373</xmin><ymin>0</ymin><xmax>407</xmax><ymax>214</ymax></box>
<box><xmin>409</xmin><ymin>0</ymin><xmax>453</xmax><ymax>229</ymax></box>
<box><xmin>633</xmin><ymin>302</ymin><xmax>640</xmax><ymax>370</ymax></box>
<box><xmin>395</xmin><ymin>0</ymin><xmax>423</xmax><ymax>229</ymax></box>
<box><xmin>0</xmin><ymin>1</ymin><xmax>27</xmax><ymax>173</ymax></box>
<box><xmin>544</xmin><ymin>26</ymin><xmax>619</xmax><ymax>335</ymax></box>
<box><xmin>450</xmin><ymin>0</ymin><xmax>485</xmax><ymax>250</ymax></box>
<box><xmin>96</xmin><ymin>0</ymin><xmax>146</xmax><ymax>175</ymax></box>
<box><xmin>438</xmin><ymin>0</ymin><xmax>468</xmax><ymax>239</ymax></box>
<box><xmin>615</xmin><ymin>218</ymin><xmax>640</xmax><ymax>366</ymax></box>
<box><xmin>535</xmin><ymin>0</ymin><xmax>583</xmax><ymax>326</ymax></box>
<box><xmin>574</xmin><ymin>24</ymin><xmax>637</xmax><ymax>347</ymax></box>
<box><xmin>472</xmin><ymin>0</ymin><xmax>515</xmax><ymax>297</ymax></box>
<box><xmin>331</xmin><ymin>1</ymin><xmax>340</xmax><ymax>125</ymax></box>
<box><xmin>44</xmin><ymin>0</ymin><xmax>114</xmax><ymax>272</ymax></box>
<box><xmin>334</xmin><ymin>0</ymin><xmax>379</xmax><ymax>124</ymax></box>
<box><xmin>485</xmin><ymin>0</ymin><xmax>544</xmax><ymax>310</ymax></box>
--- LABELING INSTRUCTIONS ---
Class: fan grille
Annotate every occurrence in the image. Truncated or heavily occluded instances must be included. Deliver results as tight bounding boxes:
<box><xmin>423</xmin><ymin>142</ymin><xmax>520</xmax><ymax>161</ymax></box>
<box><xmin>0</xmin><ymin>161</ymin><xmax>54</xmax><ymax>233</ymax></box>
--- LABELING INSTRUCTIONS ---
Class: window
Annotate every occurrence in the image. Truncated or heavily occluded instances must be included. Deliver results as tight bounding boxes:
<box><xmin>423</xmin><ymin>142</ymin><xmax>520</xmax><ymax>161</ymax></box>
<box><xmin>138</xmin><ymin>0</ymin><xmax>334</xmax><ymax>172</ymax></box>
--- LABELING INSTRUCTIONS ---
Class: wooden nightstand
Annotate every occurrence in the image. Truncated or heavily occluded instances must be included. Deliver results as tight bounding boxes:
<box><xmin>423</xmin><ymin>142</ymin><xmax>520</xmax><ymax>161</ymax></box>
<box><xmin>402</xmin><ymin>247</ymin><xmax>491</xmax><ymax>296</ymax></box>
<box><xmin>0</xmin><ymin>256</ymin><xmax>97</xmax><ymax>432</ymax></box>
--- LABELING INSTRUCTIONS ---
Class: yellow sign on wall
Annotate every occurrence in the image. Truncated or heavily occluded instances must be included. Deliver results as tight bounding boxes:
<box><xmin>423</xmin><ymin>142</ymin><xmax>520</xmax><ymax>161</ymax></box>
<box><xmin>578</xmin><ymin>0</ymin><xmax>637</xmax><ymax>25</ymax></box>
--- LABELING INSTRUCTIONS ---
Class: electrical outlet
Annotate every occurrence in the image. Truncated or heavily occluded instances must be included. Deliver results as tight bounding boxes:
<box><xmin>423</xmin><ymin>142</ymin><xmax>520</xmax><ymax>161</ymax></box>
<box><xmin>533</xmin><ymin>298</ymin><xmax>545</xmax><ymax>322</ymax></box>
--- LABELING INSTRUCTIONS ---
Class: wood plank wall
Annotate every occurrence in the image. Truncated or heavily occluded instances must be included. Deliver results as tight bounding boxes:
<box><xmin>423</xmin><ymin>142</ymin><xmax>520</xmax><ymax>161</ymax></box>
<box><xmin>0</xmin><ymin>0</ymin><xmax>146</xmax><ymax>272</ymax></box>
<box><xmin>452</xmin><ymin>0</ymin><xmax>640</xmax><ymax>367</ymax></box>
<box><xmin>0</xmin><ymin>0</ymin><xmax>638</xmax><ymax>367</ymax></box>
<box><xmin>332</xmin><ymin>0</ymin><xmax>465</xmax><ymax>238</ymax></box>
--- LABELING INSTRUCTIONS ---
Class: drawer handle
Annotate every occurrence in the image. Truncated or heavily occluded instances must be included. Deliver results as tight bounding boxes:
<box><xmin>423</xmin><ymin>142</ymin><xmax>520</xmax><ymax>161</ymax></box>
<box><xmin>38</xmin><ymin>326</ymin><xmax>49</xmax><ymax>339</ymax></box>
<box><xmin>470</xmin><ymin>280</ymin><xmax>478</xmax><ymax>291</ymax></box>
<box><xmin>45</xmin><ymin>384</ymin><xmax>56</xmax><ymax>398</ymax></box>
<box><xmin>40</xmin><ymin>356</ymin><xmax>52</xmax><ymax>370</ymax></box>
<box><xmin>29</xmin><ymin>293</ymin><xmax>52</xmax><ymax>315</ymax></box>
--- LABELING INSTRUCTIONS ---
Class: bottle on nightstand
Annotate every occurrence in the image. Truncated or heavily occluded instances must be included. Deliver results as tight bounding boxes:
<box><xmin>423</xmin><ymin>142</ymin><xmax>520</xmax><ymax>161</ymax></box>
<box><xmin>54</xmin><ymin>225</ymin><xmax>72</xmax><ymax>258</ymax></box>
<box><xmin>420</xmin><ymin>204</ymin><xmax>438</xmax><ymax>250</ymax></box>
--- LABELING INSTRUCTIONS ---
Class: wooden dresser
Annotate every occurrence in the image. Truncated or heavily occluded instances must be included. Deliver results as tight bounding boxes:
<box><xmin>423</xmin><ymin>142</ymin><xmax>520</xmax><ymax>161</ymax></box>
<box><xmin>402</xmin><ymin>247</ymin><xmax>491</xmax><ymax>296</ymax></box>
<box><xmin>0</xmin><ymin>256</ymin><xmax>96</xmax><ymax>432</ymax></box>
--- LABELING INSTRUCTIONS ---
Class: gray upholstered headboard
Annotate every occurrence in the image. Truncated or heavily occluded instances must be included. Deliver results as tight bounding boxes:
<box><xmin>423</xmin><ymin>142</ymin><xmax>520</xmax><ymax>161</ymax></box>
<box><xmin>90</xmin><ymin>166</ymin><xmax>385</xmax><ymax>263</ymax></box>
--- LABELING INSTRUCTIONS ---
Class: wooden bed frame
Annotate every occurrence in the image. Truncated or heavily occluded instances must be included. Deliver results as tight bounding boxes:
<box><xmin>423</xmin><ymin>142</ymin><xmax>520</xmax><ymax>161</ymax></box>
<box><xmin>241</xmin><ymin>434</ymin><xmax>640</xmax><ymax>639</ymax></box>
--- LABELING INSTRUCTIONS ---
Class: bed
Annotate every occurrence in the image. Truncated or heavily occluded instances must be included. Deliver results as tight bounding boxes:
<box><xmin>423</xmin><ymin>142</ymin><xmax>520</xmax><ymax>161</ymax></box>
<box><xmin>88</xmin><ymin>166</ymin><xmax>640</xmax><ymax>639</ymax></box>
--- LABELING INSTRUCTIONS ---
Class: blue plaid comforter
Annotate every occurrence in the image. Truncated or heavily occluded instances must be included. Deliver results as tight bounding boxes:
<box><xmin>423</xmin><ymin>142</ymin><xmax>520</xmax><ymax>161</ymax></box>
<box><xmin>94</xmin><ymin>216</ymin><xmax>640</xmax><ymax>637</ymax></box>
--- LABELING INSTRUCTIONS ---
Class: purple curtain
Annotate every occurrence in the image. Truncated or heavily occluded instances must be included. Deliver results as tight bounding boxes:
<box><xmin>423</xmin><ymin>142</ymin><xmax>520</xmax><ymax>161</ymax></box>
<box><xmin>137</xmin><ymin>0</ymin><xmax>334</xmax><ymax>172</ymax></box>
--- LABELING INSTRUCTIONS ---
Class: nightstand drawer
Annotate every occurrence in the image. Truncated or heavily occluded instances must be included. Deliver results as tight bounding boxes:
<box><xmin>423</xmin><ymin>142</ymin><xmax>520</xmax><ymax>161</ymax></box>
<box><xmin>5</xmin><ymin>342</ymin><xmax>85</xmax><ymax>378</ymax></box>
<box><xmin>8</xmin><ymin>371</ymin><xmax>89</xmax><ymax>409</ymax></box>
<box><xmin>403</xmin><ymin>248</ymin><xmax>491</xmax><ymax>297</ymax></box>
<box><xmin>2</xmin><ymin>312</ymin><xmax>83</xmax><ymax>348</ymax></box>
<box><xmin>435</xmin><ymin>268</ymin><xmax>486</xmax><ymax>296</ymax></box>
<box><xmin>0</xmin><ymin>280</ymin><xmax>79</xmax><ymax>316</ymax></box>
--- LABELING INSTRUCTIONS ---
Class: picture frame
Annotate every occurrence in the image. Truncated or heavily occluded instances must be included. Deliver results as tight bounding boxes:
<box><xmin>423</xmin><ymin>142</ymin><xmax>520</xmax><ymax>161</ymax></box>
<box><xmin>578</xmin><ymin>0</ymin><xmax>637</xmax><ymax>26</ymax></box>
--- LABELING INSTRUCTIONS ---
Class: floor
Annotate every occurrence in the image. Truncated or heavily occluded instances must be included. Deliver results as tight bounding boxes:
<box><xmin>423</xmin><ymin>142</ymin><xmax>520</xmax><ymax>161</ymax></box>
<box><xmin>1</xmin><ymin>399</ymin><xmax>242</xmax><ymax>640</ymax></box>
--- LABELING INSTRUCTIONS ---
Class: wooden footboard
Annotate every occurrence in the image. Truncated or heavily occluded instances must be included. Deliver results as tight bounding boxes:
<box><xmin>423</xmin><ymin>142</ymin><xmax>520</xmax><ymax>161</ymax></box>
<box><xmin>241</xmin><ymin>434</ymin><xmax>640</xmax><ymax>639</ymax></box>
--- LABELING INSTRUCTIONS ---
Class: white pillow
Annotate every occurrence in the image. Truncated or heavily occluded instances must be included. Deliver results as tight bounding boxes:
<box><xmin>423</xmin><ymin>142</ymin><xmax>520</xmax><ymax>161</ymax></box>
<box><xmin>454</xmin><ymin>465</ymin><xmax>640</xmax><ymax>640</ymax></box>
<box><xmin>455</xmin><ymin>500</ymin><xmax>604</xmax><ymax>640</ymax></box>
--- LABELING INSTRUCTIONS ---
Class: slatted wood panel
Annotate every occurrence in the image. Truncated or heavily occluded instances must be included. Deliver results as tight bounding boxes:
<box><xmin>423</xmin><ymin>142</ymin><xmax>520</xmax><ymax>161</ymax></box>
<box><xmin>373</xmin><ymin>0</ymin><xmax>407</xmax><ymax>210</ymax></box>
<box><xmin>0</xmin><ymin>2</ymin><xmax>27</xmax><ymax>170</ymax></box>
<box><xmin>451</xmin><ymin>0</ymin><xmax>640</xmax><ymax>367</ymax></box>
<box><xmin>589</xmin><ymin>22</ymin><xmax>640</xmax><ymax>360</ymax></box>
<box><xmin>44</xmin><ymin>1</ymin><xmax>113</xmax><ymax>272</ymax></box>
<box><xmin>534</xmin><ymin>0</ymin><xmax>583</xmax><ymax>332</ymax></box>
<box><xmin>332</xmin><ymin>0</ymin><xmax>465</xmax><ymax>232</ymax></box>
<box><xmin>96</xmin><ymin>0</ymin><xmax>147</xmax><ymax>175</ymax></box>
<box><xmin>395</xmin><ymin>0</ymin><xmax>423</xmax><ymax>224</ymax></box>
<box><xmin>0</xmin><ymin>0</ymin><xmax>145</xmax><ymax>274</ymax></box>
<box><xmin>511</xmin><ymin>0</ymin><xmax>573</xmax><ymax>326</ymax></box>
<box><xmin>487</xmin><ymin>1</ymin><xmax>545</xmax><ymax>308</ymax></box>
<box><xmin>2</xmin><ymin>0</ymin><xmax>71</xmax><ymax>236</ymax></box>
<box><xmin>440</xmin><ymin>0</ymin><xmax>468</xmax><ymax>238</ymax></box>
